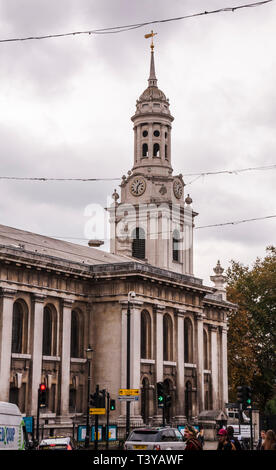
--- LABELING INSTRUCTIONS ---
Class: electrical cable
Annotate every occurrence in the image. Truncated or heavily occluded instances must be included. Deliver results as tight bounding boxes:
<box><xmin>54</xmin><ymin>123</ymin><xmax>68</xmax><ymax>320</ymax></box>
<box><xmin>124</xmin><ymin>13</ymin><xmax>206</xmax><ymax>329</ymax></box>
<box><xmin>0</xmin><ymin>1</ymin><xmax>273</xmax><ymax>44</ymax></box>
<box><xmin>0</xmin><ymin>164</ymin><xmax>275</xmax><ymax>183</ymax></box>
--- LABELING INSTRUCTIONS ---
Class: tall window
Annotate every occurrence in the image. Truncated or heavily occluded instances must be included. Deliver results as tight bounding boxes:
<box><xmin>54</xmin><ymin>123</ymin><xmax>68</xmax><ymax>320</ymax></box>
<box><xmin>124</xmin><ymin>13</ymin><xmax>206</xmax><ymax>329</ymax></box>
<box><xmin>132</xmin><ymin>227</ymin><xmax>146</xmax><ymax>259</ymax></box>
<box><xmin>141</xmin><ymin>377</ymin><xmax>149</xmax><ymax>424</ymax></box>
<box><xmin>185</xmin><ymin>381</ymin><xmax>193</xmax><ymax>420</ymax></box>
<box><xmin>172</xmin><ymin>229</ymin><xmax>180</xmax><ymax>262</ymax></box>
<box><xmin>12</xmin><ymin>302</ymin><xmax>24</xmax><ymax>353</ymax></box>
<box><xmin>71</xmin><ymin>310</ymin><xmax>84</xmax><ymax>358</ymax></box>
<box><xmin>203</xmin><ymin>329</ymin><xmax>209</xmax><ymax>370</ymax></box>
<box><xmin>184</xmin><ymin>318</ymin><xmax>193</xmax><ymax>363</ymax></box>
<box><xmin>142</xmin><ymin>143</ymin><xmax>148</xmax><ymax>157</ymax></box>
<box><xmin>43</xmin><ymin>306</ymin><xmax>57</xmax><ymax>356</ymax></box>
<box><xmin>153</xmin><ymin>143</ymin><xmax>160</xmax><ymax>157</ymax></box>
<box><xmin>141</xmin><ymin>310</ymin><xmax>151</xmax><ymax>359</ymax></box>
<box><xmin>163</xmin><ymin>314</ymin><xmax>173</xmax><ymax>361</ymax></box>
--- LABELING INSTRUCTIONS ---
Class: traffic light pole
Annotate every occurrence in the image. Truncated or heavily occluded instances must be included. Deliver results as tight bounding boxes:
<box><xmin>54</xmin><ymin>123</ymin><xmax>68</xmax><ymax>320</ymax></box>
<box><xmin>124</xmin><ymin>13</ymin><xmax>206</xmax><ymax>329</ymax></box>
<box><xmin>94</xmin><ymin>385</ymin><xmax>99</xmax><ymax>451</ymax></box>
<box><xmin>126</xmin><ymin>300</ymin><xmax>131</xmax><ymax>439</ymax></box>
<box><xmin>106</xmin><ymin>392</ymin><xmax>110</xmax><ymax>450</ymax></box>
<box><xmin>85</xmin><ymin>358</ymin><xmax>91</xmax><ymax>448</ymax></box>
<box><xmin>36</xmin><ymin>389</ymin><xmax>40</xmax><ymax>442</ymax></box>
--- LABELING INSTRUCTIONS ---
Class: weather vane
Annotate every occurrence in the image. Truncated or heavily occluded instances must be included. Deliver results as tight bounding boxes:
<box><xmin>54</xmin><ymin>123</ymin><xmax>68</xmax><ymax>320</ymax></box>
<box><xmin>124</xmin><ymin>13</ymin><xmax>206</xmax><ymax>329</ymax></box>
<box><xmin>144</xmin><ymin>30</ymin><xmax>157</xmax><ymax>50</ymax></box>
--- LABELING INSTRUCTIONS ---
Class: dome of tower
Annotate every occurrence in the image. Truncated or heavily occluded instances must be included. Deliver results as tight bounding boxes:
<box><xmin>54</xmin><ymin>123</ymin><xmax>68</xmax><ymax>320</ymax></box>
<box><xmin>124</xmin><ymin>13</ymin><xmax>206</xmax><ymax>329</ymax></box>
<box><xmin>139</xmin><ymin>85</ymin><xmax>168</xmax><ymax>103</ymax></box>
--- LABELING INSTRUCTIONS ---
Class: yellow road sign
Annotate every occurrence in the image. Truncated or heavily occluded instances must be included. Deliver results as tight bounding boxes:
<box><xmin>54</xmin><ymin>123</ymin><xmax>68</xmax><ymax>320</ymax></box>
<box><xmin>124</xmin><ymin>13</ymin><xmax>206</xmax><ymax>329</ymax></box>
<box><xmin>89</xmin><ymin>408</ymin><xmax>106</xmax><ymax>415</ymax></box>
<box><xmin>119</xmin><ymin>389</ymin><xmax>139</xmax><ymax>396</ymax></box>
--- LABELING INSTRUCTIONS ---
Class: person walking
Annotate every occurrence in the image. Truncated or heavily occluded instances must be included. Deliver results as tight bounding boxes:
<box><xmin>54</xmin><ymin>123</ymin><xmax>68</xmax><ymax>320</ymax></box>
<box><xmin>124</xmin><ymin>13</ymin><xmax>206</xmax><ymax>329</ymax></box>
<box><xmin>227</xmin><ymin>426</ymin><xmax>242</xmax><ymax>450</ymax></box>
<box><xmin>197</xmin><ymin>426</ymin><xmax>205</xmax><ymax>449</ymax></box>
<box><xmin>184</xmin><ymin>425</ymin><xmax>203</xmax><ymax>450</ymax></box>
<box><xmin>256</xmin><ymin>430</ymin><xmax>266</xmax><ymax>450</ymax></box>
<box><xmin>217</xmin><ymin>429</ymin><xmax>236</xmax><ymax>451</ymax></box>
<box><xmin>262</xmin><ymin>429</ymin><xmax>276</xmax><ymax>450</ymax></box>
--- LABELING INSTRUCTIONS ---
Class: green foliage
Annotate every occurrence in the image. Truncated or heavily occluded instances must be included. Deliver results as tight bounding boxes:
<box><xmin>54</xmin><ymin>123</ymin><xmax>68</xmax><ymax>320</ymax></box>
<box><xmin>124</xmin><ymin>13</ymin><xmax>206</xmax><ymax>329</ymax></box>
<box><xmin>226</xmin><ymin>246</ymin><xmax>276</xmax><ymax>412</ymax></box>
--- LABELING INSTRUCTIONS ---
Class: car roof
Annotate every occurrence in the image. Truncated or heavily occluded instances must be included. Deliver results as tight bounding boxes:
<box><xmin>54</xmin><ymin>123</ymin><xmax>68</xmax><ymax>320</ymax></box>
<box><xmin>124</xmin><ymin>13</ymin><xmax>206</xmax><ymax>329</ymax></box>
<box><xmin>39</xmin><ymin>437</ymin><xmax>71</xmax><ymax>445</ymax></box>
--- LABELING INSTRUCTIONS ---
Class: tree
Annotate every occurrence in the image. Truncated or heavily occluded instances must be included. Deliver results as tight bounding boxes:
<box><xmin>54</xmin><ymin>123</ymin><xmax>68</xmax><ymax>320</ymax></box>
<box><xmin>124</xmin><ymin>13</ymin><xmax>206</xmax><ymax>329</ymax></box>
<box><xmin>226</xmin><ymin>246</ymin><xmax>276</xmax><ymax>412</ymax></box>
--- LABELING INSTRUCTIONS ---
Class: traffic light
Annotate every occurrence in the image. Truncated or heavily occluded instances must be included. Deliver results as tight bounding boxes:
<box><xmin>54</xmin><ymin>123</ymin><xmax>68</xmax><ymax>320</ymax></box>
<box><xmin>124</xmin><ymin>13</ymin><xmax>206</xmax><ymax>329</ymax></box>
<box><xmin>244</xmin><ymin>386</ymin><xmax>252</xmax><ymax>408</ymax></box>
<box><xmin>38</xmin><ymin>383</ymin><xmax>47</xmax><ymax>408</ymax></box>
<box><xmin>237</xmin><ymin>385</ymin><xmax>252</xmax><ymax>410</ymax></box>
<box><xmin>90</xmin><ymin>392</ymin><xmax>99</xmax><ymax>407</ymax></box>
<box><xmin>99</xmin><ymin>389</ymin><xmax>106</xmax><ymax>408</ymax></box>
<box><xmin>237</xmin><ymin>385</ymin><xmax>244</xmax><ymax>405</ymax></box>
<box><xmin>165</xmin><ymin>395</ymin><xmax>172</xmax><ymax>408</ymax></box>
<box><xmin>157</xmin><ymin>382</ymin><xmax>164</xmax><ymax>408</ymax></box>
<box><xmin>110</xmin><ymin>399</ymin><xmax>116</xmax><ymax>411</ymax></box>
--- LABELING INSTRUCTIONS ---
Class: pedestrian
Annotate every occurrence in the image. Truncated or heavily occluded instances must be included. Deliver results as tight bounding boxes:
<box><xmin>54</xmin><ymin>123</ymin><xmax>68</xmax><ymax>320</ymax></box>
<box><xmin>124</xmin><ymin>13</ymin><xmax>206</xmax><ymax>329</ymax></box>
<box><xmin>217</xmin><ymin>428</ymin><xmax>236</xmax><ymax>451</ymax></box>
<box><xmin>184</xmin><ymin>425</ymin><xmax>203</xmax><ymax>450</ymax></box>
<box><xmin>197</xmin><ymin>426</ymin><xmax>205</xmax><ymax>449</ymax></box>
<box><xmin>262</xmin><ymin>429</ymin><xmax>276</xmax><ymax>450</ymax></box>
<box><xmin>256</xmin><ymin>430</ymin><xmax>266</xmax><ymax>450</ymax></box>
<box><xmin>227</xmin><ymin>425</ymin><xmax>242</xmax><ymax>450</ymax></box>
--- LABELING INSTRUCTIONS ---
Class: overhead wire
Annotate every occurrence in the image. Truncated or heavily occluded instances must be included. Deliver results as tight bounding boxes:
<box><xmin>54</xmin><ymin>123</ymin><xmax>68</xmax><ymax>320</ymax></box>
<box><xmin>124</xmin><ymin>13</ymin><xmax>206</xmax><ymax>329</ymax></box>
<box><xmin>0</xmin><ymin>1</ymin><xmax>273</xmax><ymax>44</ymax></box>
<box><xmin>0</xmin><ymin>163</ymin><xmax>275</xmax><ymax>183</ymax></box>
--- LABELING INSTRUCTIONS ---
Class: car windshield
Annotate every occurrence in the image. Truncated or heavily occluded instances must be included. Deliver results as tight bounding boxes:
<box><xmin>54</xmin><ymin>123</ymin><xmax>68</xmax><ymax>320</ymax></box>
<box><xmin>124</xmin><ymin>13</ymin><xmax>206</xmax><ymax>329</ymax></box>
<box><xmin>128</xmin><ymin>430</ymin><xmax>160</xmax><ymax>442</ymax></box>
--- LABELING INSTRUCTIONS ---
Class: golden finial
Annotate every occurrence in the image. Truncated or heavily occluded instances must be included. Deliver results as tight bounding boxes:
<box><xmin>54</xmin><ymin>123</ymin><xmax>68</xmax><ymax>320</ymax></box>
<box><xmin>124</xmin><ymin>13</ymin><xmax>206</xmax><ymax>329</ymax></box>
<box><xmin>144</xmin><ymin>30</ymin><xmax>157</xmax><ymax>50</ymax></box>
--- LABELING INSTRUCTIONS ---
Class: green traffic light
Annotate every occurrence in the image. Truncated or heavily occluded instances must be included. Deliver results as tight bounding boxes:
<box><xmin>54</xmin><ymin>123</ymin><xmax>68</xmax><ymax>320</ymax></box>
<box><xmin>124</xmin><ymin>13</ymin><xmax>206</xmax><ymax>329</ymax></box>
<box><xmin>158</xmin><ymin>396</ymin><xmax>164</xmax><ymax>402</ymax></box>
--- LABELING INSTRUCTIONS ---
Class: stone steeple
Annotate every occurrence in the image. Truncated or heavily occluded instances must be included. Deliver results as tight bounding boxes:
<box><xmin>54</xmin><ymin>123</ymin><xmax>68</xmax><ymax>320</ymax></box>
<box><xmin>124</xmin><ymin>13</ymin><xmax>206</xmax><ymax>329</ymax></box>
<box><xmin>108</xmin><ymin>40</ymin><xmax>197</xmax><ymax>276</ymax></box>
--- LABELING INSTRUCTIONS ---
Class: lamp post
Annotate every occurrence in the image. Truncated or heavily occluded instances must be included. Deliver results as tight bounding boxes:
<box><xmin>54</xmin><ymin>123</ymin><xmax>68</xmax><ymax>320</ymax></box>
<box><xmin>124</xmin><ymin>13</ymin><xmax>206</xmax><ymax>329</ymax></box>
<box><xmin>85</xmin><ymin>345</ymin><xmax>94</xmax><ymax>448</ymax></box>
<box><xmin>126</xmin><ymin>291</ymin><xmax>136</xmax><ymax>439</ymax></box>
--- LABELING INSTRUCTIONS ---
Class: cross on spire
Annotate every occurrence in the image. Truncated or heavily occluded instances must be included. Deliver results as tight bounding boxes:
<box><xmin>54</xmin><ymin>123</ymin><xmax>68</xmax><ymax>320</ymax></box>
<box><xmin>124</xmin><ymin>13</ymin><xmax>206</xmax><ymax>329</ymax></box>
<box><xmin>144</xmin><ymin>31</ymin><xmax>158</xmax><ymax>87</ymax></box>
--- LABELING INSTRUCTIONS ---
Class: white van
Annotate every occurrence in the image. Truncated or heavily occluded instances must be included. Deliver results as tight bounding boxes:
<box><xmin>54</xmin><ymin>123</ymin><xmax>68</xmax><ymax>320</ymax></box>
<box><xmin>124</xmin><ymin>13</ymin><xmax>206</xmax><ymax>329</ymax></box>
<box><xmin>0</xmin><ymin>402</ymin><xmax>28</xmax><ymax>450</ymax></box>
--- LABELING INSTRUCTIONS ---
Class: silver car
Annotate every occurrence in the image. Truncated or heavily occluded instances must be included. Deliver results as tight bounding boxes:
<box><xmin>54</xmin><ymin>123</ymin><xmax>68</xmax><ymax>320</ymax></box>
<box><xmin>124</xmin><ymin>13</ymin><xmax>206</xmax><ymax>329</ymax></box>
<box><xmin>124</xmin><ymin>427</ymin><xmax>186</xmax><ymax>450</ymax></box>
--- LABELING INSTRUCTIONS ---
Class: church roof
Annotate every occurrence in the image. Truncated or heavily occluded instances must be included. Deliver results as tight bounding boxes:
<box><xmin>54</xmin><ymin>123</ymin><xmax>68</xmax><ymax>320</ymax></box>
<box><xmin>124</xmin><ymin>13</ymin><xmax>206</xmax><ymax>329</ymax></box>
<box><xmin>0</xmin><ymin>224</ymin><xmax>133</xmax><ymax>267</ymax></box>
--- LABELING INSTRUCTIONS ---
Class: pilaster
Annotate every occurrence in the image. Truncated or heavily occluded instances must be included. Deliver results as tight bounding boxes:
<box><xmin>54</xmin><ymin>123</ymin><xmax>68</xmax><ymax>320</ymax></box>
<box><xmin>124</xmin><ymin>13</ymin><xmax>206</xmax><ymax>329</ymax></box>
<box><xmin>0</xmin><ymin>288</ymin><xmax>17</xmax><ymax>401</ymax></box>
<box><xmin>30</xmin><ymin>294</ymin><xmax>46</xmax><ymax>415</ymax></box>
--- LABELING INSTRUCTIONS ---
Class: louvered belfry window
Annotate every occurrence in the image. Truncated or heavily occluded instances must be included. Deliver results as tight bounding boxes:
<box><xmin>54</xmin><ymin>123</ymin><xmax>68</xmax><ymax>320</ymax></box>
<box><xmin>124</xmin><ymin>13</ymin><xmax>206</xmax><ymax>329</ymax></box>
<box><xmin>132</xmin><ymin>227</ymin><xmax>145</xmax><ymax>259</ymax></box>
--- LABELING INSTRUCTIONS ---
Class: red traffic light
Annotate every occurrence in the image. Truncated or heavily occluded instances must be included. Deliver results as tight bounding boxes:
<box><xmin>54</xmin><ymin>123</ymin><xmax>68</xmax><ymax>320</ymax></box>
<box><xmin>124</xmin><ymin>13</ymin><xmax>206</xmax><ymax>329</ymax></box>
<box><xmin>40</xmin><ymin>383</ymin><xmax>46</xmax><ymax>391</ymax></box>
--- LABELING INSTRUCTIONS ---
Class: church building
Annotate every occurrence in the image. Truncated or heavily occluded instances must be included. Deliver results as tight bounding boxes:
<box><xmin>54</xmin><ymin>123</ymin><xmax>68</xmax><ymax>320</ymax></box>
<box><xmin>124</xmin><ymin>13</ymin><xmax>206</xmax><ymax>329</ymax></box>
<box><xmin>0</xmin><ymin>40</ymin><xmax>235</xmax><ymax>437</ymax></box>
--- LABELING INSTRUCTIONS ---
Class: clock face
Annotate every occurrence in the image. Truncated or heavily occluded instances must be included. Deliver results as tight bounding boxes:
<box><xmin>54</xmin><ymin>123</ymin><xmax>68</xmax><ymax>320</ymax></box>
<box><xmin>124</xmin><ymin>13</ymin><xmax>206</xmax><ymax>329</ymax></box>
<box><xmin>173</xmin><ymin>179</ymin><xmax>183</xmax><ymax>199</ymax></box>
<box><xmin>130</xmin><ymin>176</ymin><xmax>146</xmax><ymax>196</ymax></box>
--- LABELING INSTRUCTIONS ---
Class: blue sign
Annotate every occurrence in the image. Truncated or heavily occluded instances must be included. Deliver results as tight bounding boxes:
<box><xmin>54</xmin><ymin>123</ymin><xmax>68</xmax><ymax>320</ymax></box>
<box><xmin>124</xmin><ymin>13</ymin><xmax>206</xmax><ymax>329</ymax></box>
<box><xmin>77</xmin><ymin>425</ymin><xmax>103</xmax><ymax>442</ymax></box>
<box><xmin>23</xmin><ymin>417</ymin><xmax>34</xmax><ymax>434</ymax></box>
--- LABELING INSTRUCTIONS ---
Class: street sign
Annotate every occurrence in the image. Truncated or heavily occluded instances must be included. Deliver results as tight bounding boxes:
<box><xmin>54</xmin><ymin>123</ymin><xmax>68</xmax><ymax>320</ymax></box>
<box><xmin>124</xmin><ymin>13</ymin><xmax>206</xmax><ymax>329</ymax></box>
<box><xmin>89</xmin><ymin>408</ymin><xmax>106</xmax><ymax>415</ymax></box>
<box><xmin>119</xmin><ymin>389</ymin><xmax>139</xmax><ymax>396</ymax></box>
<box><xmin>118</xmin><ymin>396</ymin><xmax>139</xmax><ymax>401</ymax></box>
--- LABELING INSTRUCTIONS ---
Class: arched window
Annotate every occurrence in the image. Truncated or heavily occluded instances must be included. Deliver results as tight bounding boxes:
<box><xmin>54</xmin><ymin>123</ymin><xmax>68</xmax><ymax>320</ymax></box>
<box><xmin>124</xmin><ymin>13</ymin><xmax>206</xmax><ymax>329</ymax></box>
<box><xmin>163</xmin><ymin>314</ymin><xmax>173</xmax><ymax>361</ymax></box>
<box><xmin>184</xmin><ymin>318</ymin><xmax>193</xmax><ymax>363</ymax></box>
<box><xmin>141</xmin><ymin>310</ymin><xmax>151</xmax><ymax>359</ymax></box>
<box><xmin>141</xmin><ymin>377</ymin><xmax>149</xmax><ymax>424</ymax></box>
<box><xmin>132</xmin><ymin>227</ymin><xmax>145</xmax><ymax>259</ymax></box>
<box><xmin>43</xmin><ymin>305</ymin><xmax>57</xmax><ymax>356</ymax></box>
<box><xmin>185</xmin><ymin>381</ymin><xmax>193</xmax><ymax>421</ymax></box>
<box><xmin>153</xmin><ymin>143</ymin><xmax>160</xmax><ymax>157</ymax></box>
<box><xmin>164</xmin><ymin>379</ymin><xmax>173</xmax><ymax>424</ymax></box>
<box><xmin>172</xmin><ymin>229</ymin><xmax>180</xmax><ymax>262</ymax></box>
<box><xmin>142</xmin><ymin>143</ymin><xmax>148</xmax><ymax>157</ymax></box>
<box><xmin>12</xmin><ymin>302</ymin><xmax>23</xmax><ymax>353</ymax></box>
<box><xmin>165</xmin><ymin>144</ymin><xmax>168</xmax><ymax>159</ymax></box>
<box><xmin>71</xmin><ymin>310</ymin><xmax>84</xmax><ymax>358</ymax></box>
<box><xmin>203</xmin><ymin>329</ymin><xmax>209</xmax><ymax>370</ymax></box>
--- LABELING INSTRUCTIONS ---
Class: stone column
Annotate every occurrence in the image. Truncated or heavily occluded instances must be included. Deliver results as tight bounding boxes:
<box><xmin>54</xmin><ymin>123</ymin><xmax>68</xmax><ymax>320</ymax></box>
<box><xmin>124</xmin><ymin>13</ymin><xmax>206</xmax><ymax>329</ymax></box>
<box><xmin>0</xmin><ymin>288</ymin><xmax>17</xmax><ymax>402</ymax></box>
<box><xmin>220</xmin><ymin>325</ymin><xmax>228</xmax><ymax>408</ymax></box>
<box><xmin>130</xmin><ymin>300</ymin><xmax>143</xmax><ymax>417</ymax></box>
<box><xmin>196</xmin><ymin>313</ymin><xmax>204</xmax><ymax>413</ymax></box>
<box><xmin>175</xmin><ymin>309</ymin><xmax>186</xmax><ymax>422</ymax></box>
<box><xmin>119</xmin><ymin>299</ymin><xmax>143</xmax><ymax>421</ymax></box>
<box><xmin>210</xmin><ymin>325</ymin><xmax>219</xmax><ymax>410</ymax></box>
<box><xmin>60</xmin><ymin>299</ymin><xmax>73</xmax><ymax>418</ymax></box>
<box><xmin>30</xmin><ymin>294</ymin><xmax>45</xmax><ymax>416</ymax></box>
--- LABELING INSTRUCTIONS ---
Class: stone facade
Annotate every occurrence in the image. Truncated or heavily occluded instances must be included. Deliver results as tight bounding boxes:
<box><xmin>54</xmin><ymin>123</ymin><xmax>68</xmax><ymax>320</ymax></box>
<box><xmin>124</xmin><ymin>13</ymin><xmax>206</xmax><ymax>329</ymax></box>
<box><xmin>0</xmin><ymin>44</ymin><xmax>236</xmax><ymax>436</ymax></box>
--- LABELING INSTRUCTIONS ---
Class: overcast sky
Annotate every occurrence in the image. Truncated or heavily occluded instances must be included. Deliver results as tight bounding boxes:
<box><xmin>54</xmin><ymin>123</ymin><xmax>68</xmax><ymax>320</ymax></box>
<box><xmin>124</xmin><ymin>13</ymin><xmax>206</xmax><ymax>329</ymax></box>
<box><xmin>0</xmin><ymin>0</ymin><xmax>275</xmax><ymax>285</ymax></box>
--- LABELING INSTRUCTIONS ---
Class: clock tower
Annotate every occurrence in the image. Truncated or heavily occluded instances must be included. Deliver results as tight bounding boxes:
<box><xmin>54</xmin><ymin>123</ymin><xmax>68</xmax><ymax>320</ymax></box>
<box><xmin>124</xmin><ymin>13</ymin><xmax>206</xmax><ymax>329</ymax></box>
<box><xmin>109</xmin><ymin>38</ymin><xmax>196</xmax><ymax>275</ymax></box>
